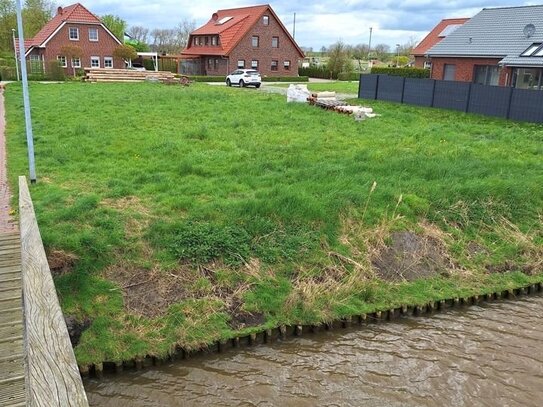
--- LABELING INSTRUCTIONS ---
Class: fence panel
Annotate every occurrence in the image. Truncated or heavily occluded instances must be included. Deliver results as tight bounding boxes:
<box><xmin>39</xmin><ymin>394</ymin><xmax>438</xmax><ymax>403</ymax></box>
<box><xmin>468</xmin><ymin>84</ymin><xmax>512</xmax><ymax>119</ymax></box>
<box><xmin>508</xmin><ymin>88</ymin><xmax>543</xmax><ymax>123</ymax></box>
<box><xmin>403</xmin><ymin>78</ymin><xmax>435</xmax><ymax>107</ymax></box>
<box><xmin>433</xmin><ymin>81</ymin><xmax>471</xmax><ymax>112</ymax></box>
<box><xmin>359</xmin><ymin>74</ymin><xmax>379</xmax><ymax>99</ymax></box>
<box><xmin>376</xmin><ymin>75</ymin><xmax>405</xmax><ymax>102</ymax></box>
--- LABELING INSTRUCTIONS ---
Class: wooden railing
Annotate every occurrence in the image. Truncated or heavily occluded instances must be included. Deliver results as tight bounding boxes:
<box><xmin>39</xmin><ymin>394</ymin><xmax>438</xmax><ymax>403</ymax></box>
<box><xmin>19</xmin><ymin>176</ymin><xmax>88</xmax><ymax>406</ymax></box>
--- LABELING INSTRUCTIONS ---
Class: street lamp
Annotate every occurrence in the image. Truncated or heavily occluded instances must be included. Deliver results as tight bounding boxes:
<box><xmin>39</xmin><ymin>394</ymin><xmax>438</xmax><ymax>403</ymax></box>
<box><xmin>396</xmin><ymin>43</ymin><xmax>401</xmax><ymax>67</ymax></box>
<box><xmin>12</xmin><ymin>29</ymin><xmax>20</xmax><ymax>81</ymax></box>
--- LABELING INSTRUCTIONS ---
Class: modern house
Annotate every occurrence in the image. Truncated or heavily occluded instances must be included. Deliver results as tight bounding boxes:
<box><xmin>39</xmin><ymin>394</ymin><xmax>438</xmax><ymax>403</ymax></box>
<box><xmin>426</xmin><ymin>5</ymin><xmax>543</xmax><ymax>89</ymax></box>
<box><xmin>17</xmin><ymin>3</ymin><xmax>123</xmax><ymax>74</ymax></box>
<box><xmin>180</xmin><ymin>4</ymin><xmax>304</xmax><ymax>77</ymax></box>
<box><xmin>411</xmin><ymin>18</ymin><xmax>469</xmax><ymax>69</ymax></box>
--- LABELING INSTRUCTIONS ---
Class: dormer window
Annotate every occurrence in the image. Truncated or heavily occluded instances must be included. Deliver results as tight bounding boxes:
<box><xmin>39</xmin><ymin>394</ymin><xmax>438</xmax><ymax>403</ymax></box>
<box><xmin>69</xmin><ymin>27</ymin><xmax>79</xmax><ymax>40</ymax></box>
<box><xmin>216</xmin><ymin>16</ymin><xmax>233</xmax><ymax>25</ymax></box>
<box><xmin>211</xmin><ymin>36</ymin><xmax>217</xmax><ymax>46</ymax></box>
<box><xmin>263</xmin><ymin>15</ymin><xmax>269</xmax><ymax>25</ymax></box>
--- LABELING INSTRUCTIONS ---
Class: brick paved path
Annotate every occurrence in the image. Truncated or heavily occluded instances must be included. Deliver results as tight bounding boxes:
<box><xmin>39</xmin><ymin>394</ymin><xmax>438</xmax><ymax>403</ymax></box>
<box><xmin>0</xmin><ymin>86</ymin><xmax>17</xmax><ymax>233</ymax></box>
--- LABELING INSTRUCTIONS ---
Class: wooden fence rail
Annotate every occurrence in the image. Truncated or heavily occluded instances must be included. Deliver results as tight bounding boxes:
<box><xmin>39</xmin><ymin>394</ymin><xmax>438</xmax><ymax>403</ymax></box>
<box><xmin>19</xmin><ymin>176</ymin><xmax>88</xmax><ymax>406</ymax></box>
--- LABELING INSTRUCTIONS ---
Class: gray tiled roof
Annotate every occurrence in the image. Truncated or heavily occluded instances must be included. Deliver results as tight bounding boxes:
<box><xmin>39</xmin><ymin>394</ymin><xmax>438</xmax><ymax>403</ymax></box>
<box><xmin>427</xmin><ymin>5</ymin><xmax>543</xmax><ymax>66</ymax></box>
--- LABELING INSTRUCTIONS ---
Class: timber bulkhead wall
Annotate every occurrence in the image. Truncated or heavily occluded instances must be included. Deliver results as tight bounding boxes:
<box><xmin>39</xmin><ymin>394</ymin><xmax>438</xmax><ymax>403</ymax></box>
<box><xmin>19</xmin><ymin>176</ymin><xmax>88</xmax><ymax>407</ymax></box>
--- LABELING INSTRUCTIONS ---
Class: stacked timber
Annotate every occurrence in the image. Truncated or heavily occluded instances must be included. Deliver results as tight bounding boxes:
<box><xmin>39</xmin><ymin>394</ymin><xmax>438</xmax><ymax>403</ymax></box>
<box><xmin>84</xmin><ymin>68</ymin><xmax>176</xmax><ymax>83</ymax></box>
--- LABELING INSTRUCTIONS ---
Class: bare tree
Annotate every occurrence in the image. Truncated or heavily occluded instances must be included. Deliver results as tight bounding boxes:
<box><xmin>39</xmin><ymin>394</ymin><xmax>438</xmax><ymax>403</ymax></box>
<box><xmin>175</xmin><ymin>18</ymin><xmax>195</xmax><ymax>50</ymax></box>
<box><xmin>327</xmin><ymin>41</ymin><xmax>353</xmax><ymax>78</ymax></box>
<box><xmin>127</xmin><ymin>25</ymin><xmax>149</xmax><ymax>44</ymax></box>
<box><xmin>149</xmin><ymin>19</ymin><xmax>195</xmax><ymax>54</ymax></box>
<box><xmin>352</xmin><ymin>43</ymin><xmax>369</xmax><ymax>70</ymax></box>
<box><xmin>373</xmin><ymin>43</ymin><xmax>391</xmax><ymax>62</ymax></box>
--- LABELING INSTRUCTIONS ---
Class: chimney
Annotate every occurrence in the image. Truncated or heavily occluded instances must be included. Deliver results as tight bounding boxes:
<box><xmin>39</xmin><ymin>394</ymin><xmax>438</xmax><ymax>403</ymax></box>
<box><xmin>57</xmin><ymin>6</ymin><xmax>63</xmax><ymax>15</ymax></box>
<box><xmin>211</xmin><ymin>13</ymin><xmax>219</xmax><ymax>22</ymax></box>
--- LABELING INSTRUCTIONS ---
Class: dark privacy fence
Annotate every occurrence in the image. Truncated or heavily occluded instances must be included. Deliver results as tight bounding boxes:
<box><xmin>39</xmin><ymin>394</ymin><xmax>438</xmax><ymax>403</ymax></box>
<box><xmin>358</xmin><ymin>74</ymin><xmax>543</xmax><ymax>123</ymax></box>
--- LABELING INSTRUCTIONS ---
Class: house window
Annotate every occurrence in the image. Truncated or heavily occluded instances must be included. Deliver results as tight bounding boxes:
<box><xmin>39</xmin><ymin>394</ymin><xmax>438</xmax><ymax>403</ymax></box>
<box><xmin>71</xmin><ymin>57</ymin><xmax>81</xmax><ymax>68</ymax></box>
<box><xmin>90</xmin><ymin>56</ymin><xmax>100</xmax><ymax>68</ymax></box>
<box><xmin>272</xmin><ymin>36</ymin><xmax>279</xmax><ymax>48</ymax></box>
<box><xmin>208</xmin><ymin>58</ymin><xmax>213</xmax><ymax>68</ymax></box>
<box><xmin>205</xmin><ymin>36</ymin><xmax>209</xmax><ymax>45</ymax></box>
<box><xmin>29</xmin><ymin>54</ymin><xmax>41</xmax><ymax>73</ymax></box>
<box><xmin>263</xmin><ymin>15</ymin><xmax>269</xmax><ymax>25</ymax></box>
<box><xmin>214</xmin><ymin>59</ymin><xmax>219</xmax><ymax>70</ymax></box>
<box><xmin>104</xmin><ymin>57</ymin><xmax>113</xmax><ymax>68</ymax></box>
<box><xmin>443</xmin><ymin>64</ymin><xmax>456</xmax><ymax>81</ymax></box>
<box><xmin>252</xmin><ymin>36</ymin><xmax>259</xmax><ymax>47</ymax></box>
<box><xmin>423</xmin><ymin>61</ymin><xmax>432</xmax><ymax>69</ymax></box>
<box><xmin>69</xmin><ymin>27</ymin><xmax>79</xmax><ymax>40</ymax></box>
<box><xmin>513</xmin><ymin>68</ymin><xmax>542</xmax><ymax>90</ymax></box>
<box><xmin>212</xmin><ymin>36</ymin><xmax>217</xmax><ymax>46</ymax></box>
<box><xmin>57</xmin><ymin>55</ymin><xmax>67</xmax><ymax>67</ymax></box>
<box><xmin>251</xmin><ymin>60</ymin><xmax>258</xmax><ymax>69</ymax></box>
<box><xmin>283</xmin><ymin>60</ymin><xmax>291</xmax><ymax>70</ymax></box>
<box><xmin>237</xmin><ymin>59</ymin><xmax>245</xmax><ymax>68</ymax></box>
<box><xmin>473</xmin><ymin>65</ymin><xmax>499</xmax><ymax>86</ymax></box>
<box><xmin>89</xmin><ymin>27</ymin><xmax>98</xmax><ymax>41</ymax></box>
<box><xmin>271</xmin><ymin>60</ymin><xmax>278</xmax><ymax>71</ymax></box>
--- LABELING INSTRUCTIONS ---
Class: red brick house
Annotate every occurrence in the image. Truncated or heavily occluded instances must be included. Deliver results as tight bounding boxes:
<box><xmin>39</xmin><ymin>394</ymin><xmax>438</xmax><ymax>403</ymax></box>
<box><xmin>181</xmin><ymin>4</ymin><xmax>304</xmax><ymax>77</ymax></box>
<box><xmin>18</xmin><ymin>3</ymin><xmax>123</xmax><ymax>75</ymax></box>
<box><xmin>427</xmin><ymin>5</ymin><xmax>543</xmax><ymax>89</ymax></box>
<box><xmin>411</xmin><ymin>18</ymin><xmax>469</xmax><ymax>69</ymax></box>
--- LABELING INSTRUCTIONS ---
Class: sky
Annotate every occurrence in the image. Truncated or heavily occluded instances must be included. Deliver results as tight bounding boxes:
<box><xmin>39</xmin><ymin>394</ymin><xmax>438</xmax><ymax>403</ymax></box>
<box><xmin>80</xmin><ymin>0</ymin><xmax>537</xmax><ymax>49</ymax></box>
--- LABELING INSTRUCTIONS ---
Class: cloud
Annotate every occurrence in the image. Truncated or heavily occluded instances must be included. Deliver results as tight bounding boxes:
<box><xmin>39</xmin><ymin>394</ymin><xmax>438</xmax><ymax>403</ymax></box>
<box><xmin>80</xmin><ymin>0</ymin><xmax>533</xmax><ymax>48</ymax></box>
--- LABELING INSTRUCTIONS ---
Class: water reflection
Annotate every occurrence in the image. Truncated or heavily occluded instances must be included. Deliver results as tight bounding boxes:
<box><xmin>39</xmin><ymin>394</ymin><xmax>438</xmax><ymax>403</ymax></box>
<box><xmin>85</xmin><ymin>295</ymin><xmax>543</xmax><ymax>406</ymax></box>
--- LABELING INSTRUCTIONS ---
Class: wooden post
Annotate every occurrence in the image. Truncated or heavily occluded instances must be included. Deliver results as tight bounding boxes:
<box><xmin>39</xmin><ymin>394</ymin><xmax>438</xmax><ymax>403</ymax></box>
<box><xmin>19</xmin><ymin>176</ymin><xmax>89</xmax><ymax>406</ymax></box>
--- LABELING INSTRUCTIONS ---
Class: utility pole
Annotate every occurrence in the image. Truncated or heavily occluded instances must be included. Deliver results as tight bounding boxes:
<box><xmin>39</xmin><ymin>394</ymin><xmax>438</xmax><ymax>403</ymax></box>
<box><xmin>12</xmin><ymin>29</ymin><xmax>20</xmax><ymax>81</ymax></box>
<box><xmin>293</xmin><ymin>12</ymin><xmax>296</xmax><ymax>39</ymax></box>
<box><xmin>368</xmin><ymin>27</ymin><xmax>373</xmax><ymax>69</ymax></box>
<box><xmin>15</xmin><ymin>0</ymin><xmax>36</xmax><ymax>183</ymax></box>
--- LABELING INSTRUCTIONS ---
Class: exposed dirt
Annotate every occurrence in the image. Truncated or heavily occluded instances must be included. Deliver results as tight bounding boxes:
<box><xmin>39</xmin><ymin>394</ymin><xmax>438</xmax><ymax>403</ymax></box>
<box><xmin>64</xmin><ymin>315</ymin><xmax>91</xmax><ymax>346</ymax></box>
<box><xmin>466</xmin><ymin>241</ymin><xmax>490</xmax><ymax>258</ymax></box>
<box><xmin>104</xmin><ymin>264</ymin><xmax>192</xmax><ymax>318</ymax></box>
<box><xmin>47</xmin><ymin>249</ymin><xmax>78</xmax><ymax>276</ymax></box>
<box><xmin>227</xmin><ymin>298</ymin><xmax>265</xmax><ymax>330</ymax></box>
<box><xmin>372</xmin><ymin>231</ymin><xmax>455</xmax><ymax>282</ymax></box>
<box><xmin>486</xmin><ymin>261</ymin><xmax>536</xmax><ymax>275</ymax></box>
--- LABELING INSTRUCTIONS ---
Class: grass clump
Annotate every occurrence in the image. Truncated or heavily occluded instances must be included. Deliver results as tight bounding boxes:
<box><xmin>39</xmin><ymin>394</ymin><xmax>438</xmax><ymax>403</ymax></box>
<box><xmin>4</xmin><ymin>81</ymin><xmax>543</xmax><ymax>365</ymax></box>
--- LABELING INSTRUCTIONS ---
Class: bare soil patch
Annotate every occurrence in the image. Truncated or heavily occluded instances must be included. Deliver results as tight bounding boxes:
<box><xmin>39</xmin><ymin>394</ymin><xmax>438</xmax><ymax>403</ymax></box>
<box><xmin>227</xmin><ymin>298</ymin><xmax>265</xmax><ymax>330</ymax></box>
<box><xmin>105</xmin><ymin>264</ymin><xmax>192</xmax><ymax>318</ymax></box>
<box><xmin>47</xmin><ymin>249</ymin><xmax>78</xmax><ymax>276</ymax></box>
<box><xmin>372</xmin><ymin>231</ymin><xmax>455</xmax><ymax>282</ymax></box>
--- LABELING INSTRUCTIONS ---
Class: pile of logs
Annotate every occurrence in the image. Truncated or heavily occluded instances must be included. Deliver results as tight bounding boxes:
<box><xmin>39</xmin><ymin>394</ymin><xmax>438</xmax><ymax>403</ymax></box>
<box><xmin>84</xmin><ymin>68</ymin><xmax>176</xmax><ymax>83</ymax></box>
<box><xmin>307</xmin><ymin>91</ymin><xmax>377</xmax><ymax>121</ymax></box>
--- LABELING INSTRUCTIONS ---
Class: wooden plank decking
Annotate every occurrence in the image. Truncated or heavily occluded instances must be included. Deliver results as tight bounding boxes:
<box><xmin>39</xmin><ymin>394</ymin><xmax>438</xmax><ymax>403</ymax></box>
<box><xmin>19</xmin><ymin>176</ymin><xmax>89</xmax><ymax>406</ymax></box>
<box><xmin>0</xmin><ymin>231</ymin><xmax>26</xmax><ymax>407</ymax></box>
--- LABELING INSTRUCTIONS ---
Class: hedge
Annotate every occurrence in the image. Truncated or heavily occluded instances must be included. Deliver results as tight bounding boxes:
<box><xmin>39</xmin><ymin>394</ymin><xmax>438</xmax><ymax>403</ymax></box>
<box><xmin>370</xmin><ymin>67</ymin><xmax>430</xmax><ymax>78</ymax></box>
<box><xmin>299</xmin><ymin>66</ymin><xmax>333</xmax><ymax>79</ymax></box>
<box><xmin>179</xmin><ymin>75</ymin><xmax>309</xmax><ymax>83</ymax></box>
<box><xmin>337</xmin><ymin>72</ymin><xmax>360</xmax><ymax>81</ymax></box>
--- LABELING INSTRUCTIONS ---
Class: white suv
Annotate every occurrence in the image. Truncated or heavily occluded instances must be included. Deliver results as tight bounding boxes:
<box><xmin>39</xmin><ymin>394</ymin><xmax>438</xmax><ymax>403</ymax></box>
<box><xmin>226</xmin><ymin>69</ymin><xmax>261</xmax><ymax>88</ymax></box>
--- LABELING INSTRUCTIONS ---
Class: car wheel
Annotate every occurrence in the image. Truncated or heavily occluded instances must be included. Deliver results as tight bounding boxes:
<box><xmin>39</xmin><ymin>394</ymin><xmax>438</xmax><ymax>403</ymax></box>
<box><xmin>255</xmin><ymin>84</ymin><xmax>261</xmax><ymax>89</ymax></box>
<box><xmin>239</xmin><ymin>80</ymin><xmax>245</xmax><ymax>87</ymax></box>
<box><xmin>226</xmin><ymin>79</ymin><xmax>231</xmax><ymax>87</ymax></box>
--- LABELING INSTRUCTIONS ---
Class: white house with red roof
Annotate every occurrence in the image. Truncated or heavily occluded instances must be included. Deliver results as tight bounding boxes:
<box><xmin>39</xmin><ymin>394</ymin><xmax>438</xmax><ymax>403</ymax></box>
<box><xmin>17</xmin><ymin>3</ymin><xmax>123</xmax><ymax>74</ymax></box>
<box><xmin>181</xmin><ymin>4</ymin><xmax>304</xmax><ymax>77</ymax></box>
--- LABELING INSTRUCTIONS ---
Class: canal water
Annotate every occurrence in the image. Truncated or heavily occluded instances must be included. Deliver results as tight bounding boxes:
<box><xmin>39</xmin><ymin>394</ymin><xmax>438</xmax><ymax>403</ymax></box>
<box><xmin>85</xmin><ymin>295</ymin><xmax>543</xmax><ymax>406</ymax></box>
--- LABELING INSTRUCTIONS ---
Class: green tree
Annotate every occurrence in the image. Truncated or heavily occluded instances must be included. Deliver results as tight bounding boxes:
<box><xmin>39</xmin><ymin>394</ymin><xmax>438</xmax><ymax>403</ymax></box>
<box><xmin>125</xmin><ymin>39</ymin><xmax>148</xmax><ymax>52</ymax></box>
<box><xmin>101</xmin><ymin>14</ymin><xmax>126</xmax><ymax>42</ymax></box>
<box><xmin>326</xmin><ymin>41</ymin><xmax>353</xmax><ymax>79</ymax></box>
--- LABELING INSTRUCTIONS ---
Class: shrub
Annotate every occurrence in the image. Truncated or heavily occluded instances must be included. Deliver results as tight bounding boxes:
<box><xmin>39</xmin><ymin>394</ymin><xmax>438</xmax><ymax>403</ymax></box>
<box><xmin>337</xmin><ymin>72</ymin><xmax>360</xmax><ymax>81</ymax></box>
<box><xmin>182</xmin><ymin>75</ymin><xmax>225</xmax><ymax>82</ymax></box>
<box><xmin>262</xmin><ymin>76</ymin><xmax>308</xmax><ymax>82</ymax></box>
<box><xmin>370</xmin><ymin>67</ymin><xmax>430</xmax><ymax>78</ymax></box>
<box><xmin>0</xmin><ymin>66</ymin><xmax>16</xmax><ymax>81</ymax></box>
<box><xmin>299</xmin><ymin>65</ymin><xmax>333</xmax><ymax>79</ymax></box>
<box><xmin>45</xmin><ymin>61</ymin><xmax>65</xmax><ymax>81</ymax></box>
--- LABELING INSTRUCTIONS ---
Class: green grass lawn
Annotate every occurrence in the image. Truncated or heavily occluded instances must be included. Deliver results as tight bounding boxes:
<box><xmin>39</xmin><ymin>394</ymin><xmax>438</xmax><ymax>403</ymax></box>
<box><xmin>273</xmin><ymin>80</ymin><xmax>359</xmax><ymax>93</ymax></box>
<box><xmin>5</xmin><ymin>82</ymin><xmax>543</xmax><ymax>366</ymax></box>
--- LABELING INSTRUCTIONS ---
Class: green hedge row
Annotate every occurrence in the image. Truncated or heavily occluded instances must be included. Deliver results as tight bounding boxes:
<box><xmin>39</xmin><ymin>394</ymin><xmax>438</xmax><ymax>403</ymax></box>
<box><xmin>337</xmin><ymin>72</ymin><xmax>361</xmax><ymax>81</ymax></box>
<box><xmin>370</xmin><ymin>67</ymin><xmax>430</xmax><ymax>78</ymax></box>
<box><xmin>178</xmin><ymin>75</ymin><xmax>309</xmax><ymax>83</ymax></box>
<box><xmin>299</xmin><ymin>66</ymin><xmax>332</xmax><ymax>79</ymax></box>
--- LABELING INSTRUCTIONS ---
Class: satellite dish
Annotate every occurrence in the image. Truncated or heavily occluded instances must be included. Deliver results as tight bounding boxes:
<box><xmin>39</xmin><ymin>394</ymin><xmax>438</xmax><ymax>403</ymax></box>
<box><xmin>523</xmin><ymin>24</ymin><xmax>536</xmax><ymax>38</ymax></box>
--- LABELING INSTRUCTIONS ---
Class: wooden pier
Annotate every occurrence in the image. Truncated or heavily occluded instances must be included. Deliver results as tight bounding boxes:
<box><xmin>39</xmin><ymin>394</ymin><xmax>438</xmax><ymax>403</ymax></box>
<box><xmin>0</xmin><ymin>177</ymin><xmax>88</xmax><ymax>406</ymax></box>
<box><xmin>0</xmin><ymin>232</ymin><xmax>25</xmax><ymax>407</ymax></box>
